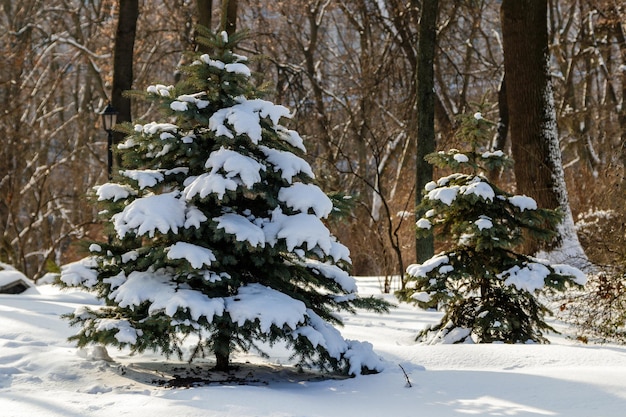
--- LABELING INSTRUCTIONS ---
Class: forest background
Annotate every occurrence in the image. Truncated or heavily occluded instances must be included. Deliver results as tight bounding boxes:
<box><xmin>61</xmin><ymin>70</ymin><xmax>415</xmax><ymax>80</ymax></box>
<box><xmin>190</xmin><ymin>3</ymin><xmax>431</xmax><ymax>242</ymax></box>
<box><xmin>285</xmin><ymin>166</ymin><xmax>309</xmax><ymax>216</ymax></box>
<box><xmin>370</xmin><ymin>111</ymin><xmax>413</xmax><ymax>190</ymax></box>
<box><xmin>1</xmin><ymin>0</ymin><xmax>625</xmax><ymax>292</ymax></box>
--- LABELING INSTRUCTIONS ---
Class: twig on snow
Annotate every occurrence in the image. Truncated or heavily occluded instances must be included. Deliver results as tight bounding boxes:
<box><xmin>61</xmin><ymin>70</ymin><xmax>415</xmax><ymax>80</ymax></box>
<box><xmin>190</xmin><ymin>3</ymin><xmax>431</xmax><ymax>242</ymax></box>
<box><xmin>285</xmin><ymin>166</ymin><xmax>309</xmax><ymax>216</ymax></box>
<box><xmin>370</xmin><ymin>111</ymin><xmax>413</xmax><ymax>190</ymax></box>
<box><xmin>399</xmin><ymin>364</ymin><xmax>412</xmax><ymax>388</ymax></box>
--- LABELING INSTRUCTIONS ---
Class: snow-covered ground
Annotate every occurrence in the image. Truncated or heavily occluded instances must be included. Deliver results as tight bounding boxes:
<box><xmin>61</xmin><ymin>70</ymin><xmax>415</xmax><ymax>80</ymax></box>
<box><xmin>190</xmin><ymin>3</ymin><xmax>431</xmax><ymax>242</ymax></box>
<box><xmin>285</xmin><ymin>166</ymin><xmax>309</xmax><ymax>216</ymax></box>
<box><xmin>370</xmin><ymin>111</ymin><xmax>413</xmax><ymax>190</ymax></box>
<box><xmin>1</xmin><ymin>277</ymin><xmax>625</xmax><ymax>417</ymax></box>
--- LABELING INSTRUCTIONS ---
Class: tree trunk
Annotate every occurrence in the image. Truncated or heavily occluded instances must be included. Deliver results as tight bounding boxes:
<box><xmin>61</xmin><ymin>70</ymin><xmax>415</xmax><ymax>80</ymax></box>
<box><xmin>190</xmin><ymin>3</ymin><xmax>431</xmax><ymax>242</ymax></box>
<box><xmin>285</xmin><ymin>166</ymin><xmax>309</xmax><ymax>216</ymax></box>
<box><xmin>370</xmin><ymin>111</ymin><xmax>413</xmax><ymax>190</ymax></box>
<box><xmin>501</xmin><ymin>0</ymin><xmax>587</xmax><ymax>266</ymax></box>
<box><xmin>612</xmin><ymin>14</ymin><xmax>626</xmax><ymax>176</ymax></box>
<box><xmin>414</xmin><ymin>0</ymin><xmax>438</xmax><ymax>264</ymax></box>
<box><xmin>493</xmin><ymin>73</ymin><xmax>509</xmax><ymax>153</ymax></box>
<box><xmin>214</xmin><ymin>350</ymin><xmax>230</xmax><ymax>372</ymax></box>
<box><xmin>196</xmin><ymin>0</ymin><xmax>212</xmax><ymax>29</ymax></box>
<box><xmin>220</xmin><ymin>0</ymin><xmax>237</xmax><ymax>36</ymax></box>
<box><xmin>111</xmin><ymin>0</ymin><xmax>139</xmax><ymax>167</ymax></box>
<box><xmin>213</xmin><ymin>320</ymin><xmax>232</xmax><ymax>372</ymax></box>
<box><xmin>488</xmin><ymin>73</ymin><xmax>508</xmax><ymax>182</ymax></box>
<box><xmin>195</xmin><ymin>0</ymin><xmax>213</xmax><ymax>54</ymax></box>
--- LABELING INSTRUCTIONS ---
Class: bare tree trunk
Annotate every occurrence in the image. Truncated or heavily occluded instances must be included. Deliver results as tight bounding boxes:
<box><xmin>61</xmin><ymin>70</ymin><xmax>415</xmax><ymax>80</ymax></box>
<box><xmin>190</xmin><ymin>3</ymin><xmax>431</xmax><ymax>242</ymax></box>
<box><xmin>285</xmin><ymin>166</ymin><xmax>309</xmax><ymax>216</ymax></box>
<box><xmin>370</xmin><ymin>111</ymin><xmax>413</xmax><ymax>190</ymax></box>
<box><xmin>213</xmin><ymin>319</ymin><xmax>232</xmax><ymax>372</ymax></box>
<box><xmin>501</xmin><ymin>0</ymin><xmax>556</xmax><ymax>211</ymax></box>
<box><xmin>414</xmin><ymin>0</ymin><xmax>438</xmax><ymax>264</ymax></box>
<box><xmin>612</xmin><ymin>12</ymin><xmax>626</xmax><ymax>176</ymax></box>
<box><xmin>197</xmin><ymin>0</ymin><xmax>212</xmax><ymax>29</ymax></box>
<box><xmin>488</xmin><ymin>73</ymin><xmax>508</xmax><ymax>182</ymax></box>
<box><xmin>493</xmin><ymin>73</ymin><xmax>509</xmax><ymax>152</ymax></box>
<box><xmin>501</xmin><ymin>0</ymin><xmax>587</xmax><ymax>266</ymax></box>
<box><xmin>112</xmin><ymin>0</ymin><xmax>139</xmax><ymax>168</ymax></box>
<box><xmin>220</xmin><ymin>0</ymin><xmax>237</xmax><ymax>35</ymax></box>
<box><xmin>301</xmin><ymin>3</ymin><xmax>335</xmax><ymax>177</ymax></box>
<box><xmin>194</xmin><ymin>0</ymin><xmax>213</xmax><ymax>54</ymax></box>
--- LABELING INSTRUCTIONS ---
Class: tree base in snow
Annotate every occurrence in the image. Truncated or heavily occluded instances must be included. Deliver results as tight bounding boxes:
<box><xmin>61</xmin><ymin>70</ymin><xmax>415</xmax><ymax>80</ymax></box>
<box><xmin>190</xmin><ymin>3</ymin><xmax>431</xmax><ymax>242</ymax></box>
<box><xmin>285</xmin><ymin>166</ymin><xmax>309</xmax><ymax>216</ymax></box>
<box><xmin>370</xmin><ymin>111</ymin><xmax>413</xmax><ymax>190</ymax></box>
<box><xmin>117</xmin><ymin>360</ymin><xmax>352</xmax><ymax>388</ymax></box>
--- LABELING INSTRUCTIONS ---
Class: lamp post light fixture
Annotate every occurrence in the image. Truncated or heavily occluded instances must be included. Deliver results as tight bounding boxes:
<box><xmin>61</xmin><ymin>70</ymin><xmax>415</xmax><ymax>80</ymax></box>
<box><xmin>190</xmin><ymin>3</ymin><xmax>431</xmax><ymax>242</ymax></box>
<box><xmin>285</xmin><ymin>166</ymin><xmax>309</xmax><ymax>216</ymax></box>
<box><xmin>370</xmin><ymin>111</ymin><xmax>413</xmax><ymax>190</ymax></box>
<box><xmin>101</xmin><ymin>103</ymin><xmax>118</xmax><ymax>180</ymax></box>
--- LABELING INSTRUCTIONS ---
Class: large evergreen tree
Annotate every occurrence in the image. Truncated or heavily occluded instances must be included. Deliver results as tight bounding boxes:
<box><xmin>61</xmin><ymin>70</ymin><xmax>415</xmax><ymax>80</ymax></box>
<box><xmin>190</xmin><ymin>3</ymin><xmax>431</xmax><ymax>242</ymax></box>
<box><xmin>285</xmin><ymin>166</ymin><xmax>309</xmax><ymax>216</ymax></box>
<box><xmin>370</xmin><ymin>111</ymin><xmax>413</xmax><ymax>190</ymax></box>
<box><xmin>60</xmin><ymin>31</ymin><xmax>388</xmax><ymax>375</ymax></box>
<box><xmin>397</xmin><ymin>112</ymin><xmax>586</xmax><ymax>344</ymax></box>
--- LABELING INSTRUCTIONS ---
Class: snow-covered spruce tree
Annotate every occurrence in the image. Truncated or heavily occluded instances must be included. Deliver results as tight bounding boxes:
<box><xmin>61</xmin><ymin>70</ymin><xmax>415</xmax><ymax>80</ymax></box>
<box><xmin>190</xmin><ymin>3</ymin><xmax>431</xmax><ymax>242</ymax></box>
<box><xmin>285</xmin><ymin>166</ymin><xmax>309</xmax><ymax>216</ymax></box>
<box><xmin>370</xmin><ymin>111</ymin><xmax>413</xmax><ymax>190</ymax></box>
<box><xmin>60</xmin><ymin>31</ymin><xmax>389</xmax><ymax>375</ymax></box>
<box><xmin>397</xmin><ymin>111</ymin><xmax>587</xmax><ymax>344</ymax></box>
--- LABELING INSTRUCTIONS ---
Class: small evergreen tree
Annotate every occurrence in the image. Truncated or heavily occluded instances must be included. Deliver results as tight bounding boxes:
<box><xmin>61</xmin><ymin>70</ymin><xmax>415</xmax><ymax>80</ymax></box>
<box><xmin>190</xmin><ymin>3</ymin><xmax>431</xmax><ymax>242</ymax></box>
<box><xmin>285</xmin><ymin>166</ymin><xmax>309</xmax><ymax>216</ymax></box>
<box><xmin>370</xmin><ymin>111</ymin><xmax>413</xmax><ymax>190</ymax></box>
<box><xmin>397</xmin><ymin>111</ymin><xmax>586</xmax><ymax>344</ymax></box>
<box><xmin>60</xmin><ymin>31</ymin><xmax>388</xmax><ymax>375</ymax></box>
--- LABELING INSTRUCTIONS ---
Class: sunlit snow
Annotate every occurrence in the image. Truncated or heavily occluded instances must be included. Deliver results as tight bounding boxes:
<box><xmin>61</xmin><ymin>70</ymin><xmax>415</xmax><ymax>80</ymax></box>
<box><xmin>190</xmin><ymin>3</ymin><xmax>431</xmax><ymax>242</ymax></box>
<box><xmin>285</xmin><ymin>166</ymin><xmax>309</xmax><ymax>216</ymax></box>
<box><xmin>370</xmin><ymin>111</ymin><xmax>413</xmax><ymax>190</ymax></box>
<box><xmin>225</xmin><ymin>284</ymin><xmax>307</xmax><ymax>332</ymax></box>
<box><xmin>416</xmin><ymin>218</ymin><xmax>432</xmax><ymax>229</ymax></box>
<box><xmin>167</xmin><ymin>242</ymin><xmax>216</xmax><ymax>269</ymax></box>
<box><xmin>59</xmin><ymin>257</ymin><xmax>98</xmax><ymax>288</ymax></box>
<box><xmin>225</xmin><ymin>62</ymin><xmax>251</xmax><ymax>77</ymax></box>
<box><xmin>497</xmin><ymin>262</ymin><xmax>552</xmax><ymax>292</ymax></box>
<box><xmin>453</xmin><ymin>153</ymin><xmax>469</xmax><ymax>163</ymax></box>
<box><xmin>427</xmin><ymin>185</ymin><xmax>459</xmax><ymax>206</ymax></box>
<box><xmin>406</xmin><ymin>254</ymin><xmax>450</xmax><ymax>278</ymax></box>
<box><xmin>146</xmin><ymin>84</ymin><xmax>173</xmax><ymax>97</ymax></box>
<box><xmin>474</xmin><ymin>215</ymin><xmax>493</xmax><ymax>230</ymax></box>
<box><xmin>303</xmin><ymin>259</ymin><xmax>357</xmax><ymax>293</ymax></box>
<box><xmin>121</xmin><ymin>170</ymin><xmax>164</xmax><ymax>189</ymax></box>
<box><xmin>113</xmin><ymin>192</ymin><xmax>186</xmax><ymax>238</ymax></box>
<box><xmin>95</xmin><ymin>319</ymin><xmax>140</xmax><ymax>344</ymax></box>
<box><xmin>278</xmin><ymin>183</ymin><xmax>333</xmax><ymax>218</ymax></box>
<box><xmin>204</xmin><ymin>147</ymin><xmax>265</xmax><ymax>188</ymax></box>
<box><xmin>260</xmin><ymin>145</ymin><xmax>314</xmax><ymax>182</ymax></box>
<box><xmin>2</xmin><ymin>278</ymin><xmax>626</xmax><ymax>416</ymax></box>
<box><xmin>509</xmin><ymin>195</ymin><xmax>538</xmax><ymax>211</ymax></box>
<box><xmin>462</xmin><ymin>177</ymin><xmax>495</xmax><ymax>201</ymax></box>
<box><xmin>109</xmin><ymin>270</ymin><xmax>225</xmax><ymax>322</ymax></box>
<box><xmin>267</xmin><ymin>209</ymin><xmax>334</xmax><ymax>255</ymax></box>
<box><xmin>95</xmin><ymin>183</ymin><xmax>134</xmax><ymax>202</ymax></box>
<box><xmin>135</xmin><ymin>122</ymin><xmax>179</xmax><ymax>135</ymax></box>
<box><xmin>214</xmin><ymin>213</ymin><xmax>266</xmax><ymax>247</ymax></box>
<box><xmin>183</xmin><ymin>173</ymin><xmax>238</xmax><ymax>200</ymax></box>
<box><xmin>209</xmin><ymin>98</ymin><xmax>292</xmax><ymax>143</ymax></box>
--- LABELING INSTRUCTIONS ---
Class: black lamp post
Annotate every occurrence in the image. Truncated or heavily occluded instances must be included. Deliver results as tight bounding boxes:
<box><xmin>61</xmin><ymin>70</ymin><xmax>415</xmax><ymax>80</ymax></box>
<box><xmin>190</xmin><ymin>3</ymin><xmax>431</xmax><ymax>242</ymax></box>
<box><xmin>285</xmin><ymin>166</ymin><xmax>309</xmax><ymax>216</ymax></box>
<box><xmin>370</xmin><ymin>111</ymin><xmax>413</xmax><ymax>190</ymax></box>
<box><xmin>101</xmin><ymin>103</ymin><xmax>118</xmax><ymax>180</ymax></box>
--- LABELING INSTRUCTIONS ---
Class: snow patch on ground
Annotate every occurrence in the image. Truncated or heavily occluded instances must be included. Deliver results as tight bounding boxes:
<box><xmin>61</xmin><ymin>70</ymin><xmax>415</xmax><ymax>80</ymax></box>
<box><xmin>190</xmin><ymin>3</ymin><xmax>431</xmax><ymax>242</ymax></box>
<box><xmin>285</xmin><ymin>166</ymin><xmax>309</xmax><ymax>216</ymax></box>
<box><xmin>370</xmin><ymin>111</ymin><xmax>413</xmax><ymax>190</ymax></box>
<box><xmin>1</xmin><ymin>279</ymin><xmax>626</xmax><ymax>416</ymax></box>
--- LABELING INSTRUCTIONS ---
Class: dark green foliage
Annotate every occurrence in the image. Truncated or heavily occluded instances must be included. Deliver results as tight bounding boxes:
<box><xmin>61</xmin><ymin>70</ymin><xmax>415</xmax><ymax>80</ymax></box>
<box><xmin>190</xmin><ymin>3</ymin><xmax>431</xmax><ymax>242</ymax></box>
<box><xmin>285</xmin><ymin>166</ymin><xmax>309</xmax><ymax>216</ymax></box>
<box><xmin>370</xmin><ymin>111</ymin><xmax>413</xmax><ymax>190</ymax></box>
<box><xmin>60</xmin><ymin>31</ymin><xmax>389</xmax><ymax>375</ymax></box>
<box><xmin>397</xmin><ymin>112</ymin><xmax>586</xmax><ymax>344</ymax></box>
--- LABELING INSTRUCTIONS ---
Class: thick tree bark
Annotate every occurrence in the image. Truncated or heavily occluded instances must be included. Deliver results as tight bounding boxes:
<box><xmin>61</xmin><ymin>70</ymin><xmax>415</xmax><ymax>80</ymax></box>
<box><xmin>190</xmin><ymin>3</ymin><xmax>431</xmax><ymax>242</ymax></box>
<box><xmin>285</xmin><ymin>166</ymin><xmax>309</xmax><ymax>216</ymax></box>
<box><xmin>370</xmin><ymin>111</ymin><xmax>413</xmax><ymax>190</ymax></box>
<box><xmin>414</xmin><ymin>0</ymin><xmax>438</xmax><ymax>264</ymax></box>
<box><xmin>111</xmin><ymin>0</ymin><xmax>139</xmax><ymax>164</ymax></box>
<box><xmin>501</xmin><ymin>0</ymin><xmax>586</xmax><ymax>265</ymax></box>
<box><xmin>501</xmin><ymin>0</ymin><xmax>558</xmax><ymax>211</ymax></box>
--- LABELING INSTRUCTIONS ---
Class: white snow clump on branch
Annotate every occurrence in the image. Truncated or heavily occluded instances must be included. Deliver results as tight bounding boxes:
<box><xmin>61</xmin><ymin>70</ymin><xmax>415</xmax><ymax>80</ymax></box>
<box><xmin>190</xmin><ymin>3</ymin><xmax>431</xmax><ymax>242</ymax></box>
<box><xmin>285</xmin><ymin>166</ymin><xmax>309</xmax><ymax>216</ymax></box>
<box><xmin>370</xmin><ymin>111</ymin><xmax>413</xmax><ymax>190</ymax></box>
<box><xmin>113</xmin><ymin>192</ymin><xmax>186</xmax><ymax>238</ymax></box>
<box><xmin>225</xmin><ymin>284</ymin><xmax>307</xmax><ymax>333</ymax></box>
<box><xmin>209</xmin><ymin>98</ymin><xmax>292</xmax><ymax>144</ymax></box>
<box><xmin>167</xmin><ymin>242</ymin><xmax>216</xmax><ymax>269</ymax></box>
<box><xmin>278</xmin><ymin>182</ymin><xmax>333</xmax><ymax>218</ymax></box>
<box><xmin>214</xmin><ymin>213</ymin><xmax>266</xmax><ymax>248</ymax></box>
<box><xmin>95</xmin><ymin>183</ymin><xmax>134</xmax><ymax>202</ymax></box>
<box><xmin>406</xmin><ymin>254</ymin><xmax>450</xmax><ymax>278</ymax></box>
